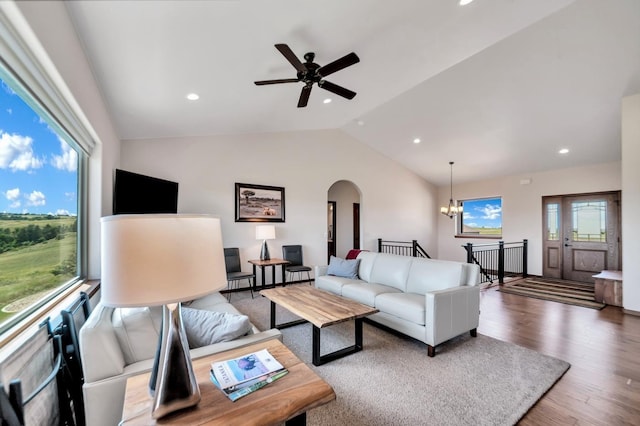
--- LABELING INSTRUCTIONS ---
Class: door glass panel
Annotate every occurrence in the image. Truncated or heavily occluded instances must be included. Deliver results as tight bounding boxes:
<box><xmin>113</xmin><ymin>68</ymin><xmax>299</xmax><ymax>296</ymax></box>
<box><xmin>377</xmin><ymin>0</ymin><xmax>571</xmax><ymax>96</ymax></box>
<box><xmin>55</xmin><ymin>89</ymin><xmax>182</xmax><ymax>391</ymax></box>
<box><xmin>572</xmin><ymin>201</ymin><xmax>606</xmax><ymax>242</ymax></box>
<box><xmin>546</xmin><ymin>203</ymin><xmax>559</xmax><ymax>240</ymax></box>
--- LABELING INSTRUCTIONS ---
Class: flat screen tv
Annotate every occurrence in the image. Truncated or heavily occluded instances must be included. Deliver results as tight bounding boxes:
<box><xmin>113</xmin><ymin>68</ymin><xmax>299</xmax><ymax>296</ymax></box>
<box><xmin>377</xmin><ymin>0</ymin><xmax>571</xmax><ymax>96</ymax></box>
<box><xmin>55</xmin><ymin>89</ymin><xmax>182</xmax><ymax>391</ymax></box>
<box><xmin>112</xmin><ymin>169</ymin><xmax>179</xmax><ymax>214</ymax></box>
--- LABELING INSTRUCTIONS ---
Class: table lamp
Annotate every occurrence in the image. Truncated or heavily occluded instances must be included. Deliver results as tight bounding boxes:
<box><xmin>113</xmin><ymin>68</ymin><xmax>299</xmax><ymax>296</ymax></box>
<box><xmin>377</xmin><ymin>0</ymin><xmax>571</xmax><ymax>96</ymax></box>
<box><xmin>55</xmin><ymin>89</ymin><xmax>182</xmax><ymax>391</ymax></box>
<box><xmin>100</xmin><ymin>214</ymin><xmax>227</xmax><ymax>419</ymax></box>
<box><xmin>256</xmin><ymin>224</ymin><xmax>276</xmax><ymax>261</ymax></box>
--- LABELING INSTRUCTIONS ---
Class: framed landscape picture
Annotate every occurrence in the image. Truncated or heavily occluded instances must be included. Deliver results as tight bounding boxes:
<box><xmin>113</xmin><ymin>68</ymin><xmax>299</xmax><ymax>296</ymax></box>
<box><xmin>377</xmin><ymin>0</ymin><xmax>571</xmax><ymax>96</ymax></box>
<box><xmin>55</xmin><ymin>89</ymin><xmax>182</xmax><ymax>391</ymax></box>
<box><xmin>235</xmin><ymin>183</ymin><xmax>285</xmax><ymax>222</ymax></box>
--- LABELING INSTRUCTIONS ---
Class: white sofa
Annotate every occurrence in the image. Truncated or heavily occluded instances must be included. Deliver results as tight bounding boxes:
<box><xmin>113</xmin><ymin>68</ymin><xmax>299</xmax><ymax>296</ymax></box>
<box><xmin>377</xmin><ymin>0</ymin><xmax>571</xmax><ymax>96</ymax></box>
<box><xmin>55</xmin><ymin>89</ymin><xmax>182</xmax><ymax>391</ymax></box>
<box><xmin>315</xmin><ymin>252</ymin><xmax>480</xmax><ymax>357</ymax></box>
<box><xmin>79</xmin><ymin>292</ymin><xmax>281</xmax><ymax>426</ymax></box>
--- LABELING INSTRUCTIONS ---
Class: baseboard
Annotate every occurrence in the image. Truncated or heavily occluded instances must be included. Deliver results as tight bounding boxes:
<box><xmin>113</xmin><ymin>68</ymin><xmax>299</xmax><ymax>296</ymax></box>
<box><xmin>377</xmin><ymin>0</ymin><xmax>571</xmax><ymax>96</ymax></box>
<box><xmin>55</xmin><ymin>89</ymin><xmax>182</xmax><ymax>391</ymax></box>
<box><xmin>623</xmin><ymin>308</ymin><xmax>640</xmax><ymax>317</ymax></box>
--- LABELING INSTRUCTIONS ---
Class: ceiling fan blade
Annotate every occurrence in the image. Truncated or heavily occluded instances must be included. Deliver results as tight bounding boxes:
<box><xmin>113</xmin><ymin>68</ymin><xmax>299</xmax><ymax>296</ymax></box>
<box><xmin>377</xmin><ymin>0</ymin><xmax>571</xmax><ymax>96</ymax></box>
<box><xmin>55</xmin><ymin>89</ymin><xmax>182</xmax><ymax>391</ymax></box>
<box><xmin>297</xmin><ymin>85</ymin><xmax>312</xmax><ymax>108</ymax></box>
<box><xmin>317</xmin><ymin>52</ymin><xmax>360</xmax><ymax>77</ymax></box>
<box><xmin>318</xmin><ymin>80</ymin><xmax>356</xmax><ymax>100</ymax></box>
<box><xmin>254</xmin><ymin>78</ymin><xmax>299</xmax><ymax>85</ymax></box>
<box><xmin>275</xmin><ymin>44</ymin><xmax>306</xmax><ymax>74</ymax></box>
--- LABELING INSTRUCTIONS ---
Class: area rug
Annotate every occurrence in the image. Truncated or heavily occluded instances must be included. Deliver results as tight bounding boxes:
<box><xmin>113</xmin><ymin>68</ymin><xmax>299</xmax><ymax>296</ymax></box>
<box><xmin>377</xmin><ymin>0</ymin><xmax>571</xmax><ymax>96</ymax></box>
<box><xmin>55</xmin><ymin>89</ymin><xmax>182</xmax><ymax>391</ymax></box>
<box><xmin>231</xmin><ymin>289</ymin><xmax>570</xmax><ymax>426</ymax></box>
<box><xmin>497</xmin><ymin>277</ymin><xmax>605</xmax><ymax>310</ymax></box>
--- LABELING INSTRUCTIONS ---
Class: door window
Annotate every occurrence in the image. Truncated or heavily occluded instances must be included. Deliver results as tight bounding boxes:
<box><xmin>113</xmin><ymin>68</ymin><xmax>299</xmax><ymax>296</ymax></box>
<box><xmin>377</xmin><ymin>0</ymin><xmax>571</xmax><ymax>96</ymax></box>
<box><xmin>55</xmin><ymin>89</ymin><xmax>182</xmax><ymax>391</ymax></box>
<box><xmin>571</xmin><ymin>201</ymin><xmax>606</xmax><ymax>242</ymax></box>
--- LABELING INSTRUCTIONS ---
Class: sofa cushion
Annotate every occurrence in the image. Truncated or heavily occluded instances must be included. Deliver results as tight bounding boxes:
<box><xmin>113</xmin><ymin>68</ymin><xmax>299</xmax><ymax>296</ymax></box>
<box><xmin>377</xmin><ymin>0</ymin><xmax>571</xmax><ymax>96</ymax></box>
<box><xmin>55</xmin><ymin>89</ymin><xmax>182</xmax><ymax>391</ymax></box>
<box><xmin>406</xmin><ymin>259</ymin><xmax>463</xmax><ymax>294</ymax></box>
<box><xmin>341</xmin><ymin>282</ymin><xmax>400</xmax><ymax>307</ymax></box>
<box><xmin>181</xmin><ymin>307</ymin><xmax>252</xmax><ymax>349</ymax></box>
<box><xmin>375</xmin><ymin>292</ymin><xmax>426</xmax><ymax>325</ymax></box>
<box><xmin>315</xmin><ymin>275</ymin><xmax>361</xmax><ymax>295</ymax></box>
<box><xmin>368</xmin><ymin>253</ymin><xmax>413</xmax><ymax>292</ymax></box>
<box><xmin>327</xmin><ymin>256</ymin><xmax>360</xmax><ymax>279</ymax></box>
<box><xmin>356</xmin><ymin>252</ymin><xmax>378</xmax><ymax>282</ymax></box>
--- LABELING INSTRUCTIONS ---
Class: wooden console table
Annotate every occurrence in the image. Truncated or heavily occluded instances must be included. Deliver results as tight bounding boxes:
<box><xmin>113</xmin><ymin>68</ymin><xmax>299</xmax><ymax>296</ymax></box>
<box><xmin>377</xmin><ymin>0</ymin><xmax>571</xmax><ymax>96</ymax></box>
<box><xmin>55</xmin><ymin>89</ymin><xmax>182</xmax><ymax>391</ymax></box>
<box><xmin>593</xmin><ymin>270</ymin><xmax>623</xmax><ymax>307</ymax></box>
<box><xmin>120</xmin><ymin>339</ymin><xmax>335</xmax><ymax>425</ymax></box>
<box><xmin>248</xmin><ymin>258</ymin><xmax>290</xmax><ymax>290</ymax></box>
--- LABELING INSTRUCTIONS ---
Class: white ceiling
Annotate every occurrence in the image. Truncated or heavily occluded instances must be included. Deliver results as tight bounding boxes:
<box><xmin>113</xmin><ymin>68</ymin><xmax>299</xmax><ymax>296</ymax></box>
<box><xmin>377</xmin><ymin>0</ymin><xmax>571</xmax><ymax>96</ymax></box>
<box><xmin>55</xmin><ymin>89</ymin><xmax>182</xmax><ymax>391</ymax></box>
<box><xmin>65</xmin><ymin>0</ymin><xmax>640</xmax><ymax>186</ymax></box>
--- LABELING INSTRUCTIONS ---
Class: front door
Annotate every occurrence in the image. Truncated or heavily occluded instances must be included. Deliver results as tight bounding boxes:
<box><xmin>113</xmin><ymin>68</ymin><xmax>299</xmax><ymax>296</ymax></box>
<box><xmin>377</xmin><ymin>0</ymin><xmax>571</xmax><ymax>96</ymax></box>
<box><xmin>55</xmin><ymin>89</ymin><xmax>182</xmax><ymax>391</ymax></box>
<box><xmin>543</xmin><ymin>192</ymin><xmax>621</xmax><ymax>282</ymax></box>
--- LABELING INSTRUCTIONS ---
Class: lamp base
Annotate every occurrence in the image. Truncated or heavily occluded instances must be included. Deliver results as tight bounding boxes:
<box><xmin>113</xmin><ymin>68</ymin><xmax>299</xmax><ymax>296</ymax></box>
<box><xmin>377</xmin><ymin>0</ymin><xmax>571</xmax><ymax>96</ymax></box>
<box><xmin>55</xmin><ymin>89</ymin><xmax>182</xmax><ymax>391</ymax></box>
<box><xmin>151</xmin><ymin>303</ymin><xmax>200</xmax><ymax>419</ymax></box>
<box><xmin>260</xmin><ymin>239</ymin><xmax>271</xmax><ymax>261</ymax></box>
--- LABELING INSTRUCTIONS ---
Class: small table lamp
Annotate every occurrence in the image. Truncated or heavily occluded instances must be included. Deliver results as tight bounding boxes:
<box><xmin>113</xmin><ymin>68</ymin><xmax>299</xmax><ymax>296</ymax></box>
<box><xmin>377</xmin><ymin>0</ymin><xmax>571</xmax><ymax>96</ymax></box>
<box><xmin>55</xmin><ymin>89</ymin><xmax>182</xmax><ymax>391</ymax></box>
<box><xmin>100</xmin><ymin>214</ymin><xmax>227</xmax><ymax>419</ymax></box>
<box><xmin>256</xmin><ymin>224</ymin><xmax>276</xmax><ymax>261</ymax></box>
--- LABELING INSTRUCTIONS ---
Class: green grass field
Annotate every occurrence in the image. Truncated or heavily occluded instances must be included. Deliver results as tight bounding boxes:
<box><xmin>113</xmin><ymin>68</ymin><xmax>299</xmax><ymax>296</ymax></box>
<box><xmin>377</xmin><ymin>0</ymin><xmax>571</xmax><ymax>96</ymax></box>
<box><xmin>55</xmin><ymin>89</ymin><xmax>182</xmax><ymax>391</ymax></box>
<box><xmin>0</xmin><ymin>215</ymin><xmax>77</xmax><ymax>323</ymax></box>
<box><xmin>463</xmin><ymin>226</ymin><xmax>502</xmax><ymax>236</ymax></box>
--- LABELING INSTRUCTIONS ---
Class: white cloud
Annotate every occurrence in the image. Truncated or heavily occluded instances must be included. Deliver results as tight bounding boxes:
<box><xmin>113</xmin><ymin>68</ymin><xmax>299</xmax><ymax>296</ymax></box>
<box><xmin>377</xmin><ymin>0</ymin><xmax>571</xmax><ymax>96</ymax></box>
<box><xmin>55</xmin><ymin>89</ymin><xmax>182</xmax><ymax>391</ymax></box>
<box><xmin>25</xmin><ymin>190</ymin><xmax>45</xmax><ymax>207</ymax></box>
<box><xmin>6</xmin><ymin>108</ymin><xmax>12</xmax><ymax>115</ymax></box>
<box><xmin>0</xmin><ymin>131</ymin><xmax>44</xmax><ymax>171</ymax></box>
<box><xmin>467</xmin><ymin>222</ymin><xmax>478</xmax><ymax>227</ymax></box>
<box><xmin>51</xmin><ymin>139</ymin><xmax>77</xmax><ymax>172</ymax></box>
<box><xmin>463</xmin><ymin>212</ymin><xmax>475</xmax><ymax>219</ymax></box>
<box><xmin>55</xmin><ymin>209</ymin><xmax>71</xmax><ymax>216</ymax></box>
<box><xmin>479</xmin><ymin>204</ymin><xmax>502</xmax><ymax>220</ymax></box>
<box><xmin>4</xmin><ymin>188</ymin><xmax>21</xmax><ymax>208</ymax></box>
<box><xmin>5</xmin><ymin>187</ymin><xmax>20</xmax><ymax>201</ymax></box>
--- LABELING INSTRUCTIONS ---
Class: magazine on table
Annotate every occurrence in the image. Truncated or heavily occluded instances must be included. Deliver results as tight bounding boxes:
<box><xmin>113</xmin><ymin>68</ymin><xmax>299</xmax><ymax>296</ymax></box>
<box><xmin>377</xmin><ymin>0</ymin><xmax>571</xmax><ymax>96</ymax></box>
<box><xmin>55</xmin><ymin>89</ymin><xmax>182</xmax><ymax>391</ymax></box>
<box><xmin>210</xmin><ymin>348</ymin><xmax>285</xmax><ymax>390</ymax></box>
<box><xmin>210</xmin><ymin>368</ymin><xmax>289</xmax><ymax>402</ymax></box>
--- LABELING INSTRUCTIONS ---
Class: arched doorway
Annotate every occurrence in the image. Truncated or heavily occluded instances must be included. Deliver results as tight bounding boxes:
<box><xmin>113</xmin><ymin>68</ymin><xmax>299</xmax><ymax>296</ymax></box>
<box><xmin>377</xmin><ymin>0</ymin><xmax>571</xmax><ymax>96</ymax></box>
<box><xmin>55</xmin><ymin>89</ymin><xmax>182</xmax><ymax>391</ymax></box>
<box><xmin>327</xmin><ymin>180</ymin><xmax>362</xmax><ymax>262</ymax></box>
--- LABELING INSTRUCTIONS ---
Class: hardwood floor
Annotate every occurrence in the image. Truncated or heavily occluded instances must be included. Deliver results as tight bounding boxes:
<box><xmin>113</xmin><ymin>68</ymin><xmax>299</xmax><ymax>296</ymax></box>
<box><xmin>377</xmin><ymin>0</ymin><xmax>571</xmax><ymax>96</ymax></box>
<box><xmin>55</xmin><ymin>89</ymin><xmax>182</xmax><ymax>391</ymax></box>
<box><xmin>478</xmin><ymin>284</ymin><xmax>640</xmax><ymax>425</ymax></box>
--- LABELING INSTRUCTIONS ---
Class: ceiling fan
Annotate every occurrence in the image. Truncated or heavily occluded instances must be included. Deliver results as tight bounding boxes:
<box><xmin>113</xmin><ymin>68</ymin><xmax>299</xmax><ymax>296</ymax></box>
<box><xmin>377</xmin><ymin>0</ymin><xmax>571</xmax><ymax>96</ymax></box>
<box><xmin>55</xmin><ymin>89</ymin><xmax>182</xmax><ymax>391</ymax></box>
<box><xmin>254</xmin><ymin>44</ymin><xmax>360</xmax><ymax>108</ymax></box>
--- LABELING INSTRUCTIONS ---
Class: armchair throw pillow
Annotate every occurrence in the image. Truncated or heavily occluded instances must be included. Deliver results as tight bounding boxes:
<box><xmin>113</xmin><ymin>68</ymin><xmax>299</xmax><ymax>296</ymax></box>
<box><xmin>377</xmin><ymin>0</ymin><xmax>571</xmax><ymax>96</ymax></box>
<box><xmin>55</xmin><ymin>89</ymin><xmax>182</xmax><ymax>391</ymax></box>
<box><xmin>181</xmin><ymin>307</ymin><xmax>252</xmax><ymax>349</ymax></box>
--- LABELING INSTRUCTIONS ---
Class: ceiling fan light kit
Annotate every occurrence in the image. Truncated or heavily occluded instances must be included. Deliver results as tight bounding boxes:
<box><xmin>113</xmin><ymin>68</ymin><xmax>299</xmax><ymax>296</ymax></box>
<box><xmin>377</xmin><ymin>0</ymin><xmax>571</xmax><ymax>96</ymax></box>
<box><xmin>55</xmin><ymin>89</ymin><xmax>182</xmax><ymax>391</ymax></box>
<box><xmin>255</xmin><ymin>43</ymin><xmax>359</xmax><ymax>107</ymax></box>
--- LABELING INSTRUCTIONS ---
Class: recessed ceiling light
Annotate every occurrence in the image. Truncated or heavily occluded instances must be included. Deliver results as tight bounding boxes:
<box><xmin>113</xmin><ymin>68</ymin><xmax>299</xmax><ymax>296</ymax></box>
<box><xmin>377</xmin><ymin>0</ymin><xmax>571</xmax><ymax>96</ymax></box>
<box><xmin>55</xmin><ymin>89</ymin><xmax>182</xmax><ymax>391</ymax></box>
<box><xmin>459</xmin><ymin>0</ymin><xmax>474</xmax><ymax>5</ymax></box>
<box><xmin>356</xmin><ymin>120</ymin><xmax>365</xmax><ymax>126</ymax></box>
<box><xmin>186</xmin><ymin>93</ymin><xmax>199</xmax><ymax>101</ymax></box>
<box><xmin>558</xmin><ymin>148</ymin><xmax>569</xmax><ymax>154</ymax></box>
<box><xmin>323</xmin><ymin>98</ymin><xmax>332</xmax><ymax>104</ymax></box>
<box><xmin>413</xmin><ymin>138</ymin><xmax>421</xmax><ymax>144</ymax></box>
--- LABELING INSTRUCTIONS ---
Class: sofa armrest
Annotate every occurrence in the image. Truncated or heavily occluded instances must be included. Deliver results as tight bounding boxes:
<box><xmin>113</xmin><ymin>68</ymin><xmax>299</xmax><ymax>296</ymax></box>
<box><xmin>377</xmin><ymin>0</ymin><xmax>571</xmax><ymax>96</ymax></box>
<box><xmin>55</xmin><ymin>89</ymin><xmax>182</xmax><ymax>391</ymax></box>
<box><xmin>315</xmin><ymin>265</ymin><xmax>328</xmax><ymax>277</ymax></box>
<box><xmin>424</xmin><ymin>285</ymin><xmax>480</xmax><ymax>347</ymax></box>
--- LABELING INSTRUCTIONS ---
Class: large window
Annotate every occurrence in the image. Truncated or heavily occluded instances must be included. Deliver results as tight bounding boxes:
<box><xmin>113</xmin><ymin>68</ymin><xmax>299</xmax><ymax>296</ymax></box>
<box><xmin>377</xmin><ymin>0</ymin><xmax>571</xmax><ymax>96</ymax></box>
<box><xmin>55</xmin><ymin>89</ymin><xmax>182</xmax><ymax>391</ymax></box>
<box><xmin>458</xmin><ymin>197</ymin><xmax>502</xmax><ymax>237</ymax></box>
<box><xmin>0</xmin><ymin>75</ymin><xmax>83</xmax><ymax>334</ymax></box>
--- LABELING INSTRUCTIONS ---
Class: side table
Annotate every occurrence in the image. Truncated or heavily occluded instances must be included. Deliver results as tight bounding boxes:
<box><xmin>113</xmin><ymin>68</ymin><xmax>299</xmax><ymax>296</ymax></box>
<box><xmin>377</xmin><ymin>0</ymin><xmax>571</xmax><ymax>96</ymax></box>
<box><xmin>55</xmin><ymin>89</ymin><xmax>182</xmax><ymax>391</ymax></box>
<box><xmin>121</xmin><ymin>339</ymin><xmax>335</xmax><ymax>425</ymax></box>
<box><xmin>248</xmin><ymin>258</ymin><xmax>290</xmax><ymax>290</ymax></box>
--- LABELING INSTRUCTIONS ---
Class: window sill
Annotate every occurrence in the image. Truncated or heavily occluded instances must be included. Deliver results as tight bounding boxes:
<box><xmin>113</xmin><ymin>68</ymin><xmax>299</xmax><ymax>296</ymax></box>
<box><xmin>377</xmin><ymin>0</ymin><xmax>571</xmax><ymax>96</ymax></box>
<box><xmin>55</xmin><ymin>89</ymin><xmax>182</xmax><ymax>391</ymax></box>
<box><xmin>0</xmin><ymin>279</ymin><xmax>100</xmax><ymax>357</ymax></box>
<box><xmin>455</xmin><ymin>235</ymin><xmax>503</xmax><ymax>239</ymax></box>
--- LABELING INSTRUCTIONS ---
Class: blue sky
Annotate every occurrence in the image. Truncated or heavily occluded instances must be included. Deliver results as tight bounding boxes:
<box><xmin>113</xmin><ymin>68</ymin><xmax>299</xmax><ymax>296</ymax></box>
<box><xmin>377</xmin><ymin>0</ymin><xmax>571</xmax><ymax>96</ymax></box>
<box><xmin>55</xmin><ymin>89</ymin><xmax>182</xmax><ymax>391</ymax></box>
<box><xmin>0</xmin><ymin>79</ymin><xmax>77</xmax><ymax>216</ymax></box>
<box><xmin>462</xmin><ymin>198</ymin><xmax>502</xmax><ymax>229</ymax></box>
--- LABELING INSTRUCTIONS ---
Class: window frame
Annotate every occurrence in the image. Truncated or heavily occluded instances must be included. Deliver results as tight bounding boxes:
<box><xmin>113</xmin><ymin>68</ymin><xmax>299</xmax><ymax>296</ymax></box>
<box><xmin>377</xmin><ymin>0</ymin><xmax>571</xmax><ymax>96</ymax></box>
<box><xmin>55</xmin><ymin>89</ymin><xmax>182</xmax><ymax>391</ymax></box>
<box><xmin>0</xmin><ymin>4</ymin><xmax>90</xmax><ymax>337</ymax></box>
<box><xmin>456</xmin><ymin>196</ymin><xmax>503</xmax><ymax>239</ymax></box>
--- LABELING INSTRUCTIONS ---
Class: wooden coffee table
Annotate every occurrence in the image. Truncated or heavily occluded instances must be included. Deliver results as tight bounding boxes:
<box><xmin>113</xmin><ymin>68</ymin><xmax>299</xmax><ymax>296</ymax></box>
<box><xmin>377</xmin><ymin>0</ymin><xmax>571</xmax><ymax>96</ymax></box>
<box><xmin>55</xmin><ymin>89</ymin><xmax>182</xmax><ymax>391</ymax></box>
<box><xmin>120</xmin><ymin>339</ymin><xmax>335</xmax><ymax>425</ymax></box>
<box><xmin>260</xmin><ymin>286</ymin><xmax>378</xmax><ymax>366</ymax></box>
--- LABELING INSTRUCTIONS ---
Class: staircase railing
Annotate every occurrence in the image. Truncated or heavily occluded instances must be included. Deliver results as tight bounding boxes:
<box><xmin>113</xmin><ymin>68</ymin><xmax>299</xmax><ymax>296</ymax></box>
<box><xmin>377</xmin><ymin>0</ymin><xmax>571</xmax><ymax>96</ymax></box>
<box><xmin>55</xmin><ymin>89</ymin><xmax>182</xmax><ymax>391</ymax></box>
<box><xmin>377</xmin><ymin>239</ymin><xmax>431</xmax><ymax>259</ymax></box>
<box><xmin>463</xmin><ymin>239</ymin><xmax>528</xmax><ymax>285</ymax></box>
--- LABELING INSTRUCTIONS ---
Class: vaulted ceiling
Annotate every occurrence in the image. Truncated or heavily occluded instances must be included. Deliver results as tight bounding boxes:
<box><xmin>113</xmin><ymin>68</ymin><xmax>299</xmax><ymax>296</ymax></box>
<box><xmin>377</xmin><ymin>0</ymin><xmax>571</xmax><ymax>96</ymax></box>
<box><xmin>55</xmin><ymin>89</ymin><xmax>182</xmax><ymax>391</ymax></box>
<box><xmin>65</xmin><ymin>0</ymin><xmax>640</xmax><ymax>186</ymax></box>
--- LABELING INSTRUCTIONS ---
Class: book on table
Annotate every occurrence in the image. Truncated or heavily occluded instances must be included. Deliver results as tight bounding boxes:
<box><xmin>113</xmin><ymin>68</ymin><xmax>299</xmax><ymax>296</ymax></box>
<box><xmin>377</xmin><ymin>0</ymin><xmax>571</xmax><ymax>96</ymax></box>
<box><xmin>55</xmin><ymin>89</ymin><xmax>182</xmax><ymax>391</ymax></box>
<box><xmin>210</xmin><ymin>348</ymin><xmax>288</xmax><ymax>401</ymax></box>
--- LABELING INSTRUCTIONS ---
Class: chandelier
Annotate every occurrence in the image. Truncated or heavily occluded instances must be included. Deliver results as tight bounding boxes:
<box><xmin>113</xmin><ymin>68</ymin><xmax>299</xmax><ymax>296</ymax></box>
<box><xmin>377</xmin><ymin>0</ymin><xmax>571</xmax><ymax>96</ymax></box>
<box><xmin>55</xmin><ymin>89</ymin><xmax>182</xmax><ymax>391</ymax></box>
<box><xmin>441</xmin><ymin>161</ymin><xmax>462</xmax><ymax>219</ymax></box>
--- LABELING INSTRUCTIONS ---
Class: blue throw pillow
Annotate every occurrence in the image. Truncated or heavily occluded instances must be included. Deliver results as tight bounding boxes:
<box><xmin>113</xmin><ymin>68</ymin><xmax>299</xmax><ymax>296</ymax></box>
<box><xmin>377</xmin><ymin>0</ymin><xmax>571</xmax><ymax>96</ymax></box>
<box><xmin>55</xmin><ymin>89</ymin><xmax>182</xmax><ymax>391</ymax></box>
<box><xmin>327</xmin><ymin>256</ymin><xmax>360</xmax><ymax>279</ymax></box>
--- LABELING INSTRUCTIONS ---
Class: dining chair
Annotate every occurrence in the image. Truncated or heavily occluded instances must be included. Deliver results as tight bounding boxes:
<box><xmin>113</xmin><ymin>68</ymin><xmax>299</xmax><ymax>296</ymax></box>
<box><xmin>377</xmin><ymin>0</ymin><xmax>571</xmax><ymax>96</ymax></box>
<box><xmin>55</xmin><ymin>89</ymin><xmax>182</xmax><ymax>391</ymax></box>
<box><xmin>282</xmin><ymin>245</ymin><xmax>312</xmax><ymax>285</ymax></box>
<box><xmin>224</xmin><ymin>248</ymin><xmax>255</xmax><ymax>300</ymax></box>
<box><xmin>0</xmin><ymin>319</ymin><xmax>75</xmax><ymax>426</ymax></box>
<box><xmin>57</xmin><ymin>292</ymin><xmax>91</xmax><ymax>425</ymax></box>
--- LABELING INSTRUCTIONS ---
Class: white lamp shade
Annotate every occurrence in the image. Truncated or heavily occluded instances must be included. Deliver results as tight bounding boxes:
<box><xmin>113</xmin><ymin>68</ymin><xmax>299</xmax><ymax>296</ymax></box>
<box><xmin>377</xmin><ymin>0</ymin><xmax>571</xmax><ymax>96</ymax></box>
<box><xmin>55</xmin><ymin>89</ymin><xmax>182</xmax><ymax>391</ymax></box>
<box><xmin>255</xmin><ymin>224</ymin><xmax>276</xmax><ymax>240</ymax></box>
<box><xmin>100</xmin><ymin>214</ymin><xmax>227</xmax><ymax>307</ymax></box>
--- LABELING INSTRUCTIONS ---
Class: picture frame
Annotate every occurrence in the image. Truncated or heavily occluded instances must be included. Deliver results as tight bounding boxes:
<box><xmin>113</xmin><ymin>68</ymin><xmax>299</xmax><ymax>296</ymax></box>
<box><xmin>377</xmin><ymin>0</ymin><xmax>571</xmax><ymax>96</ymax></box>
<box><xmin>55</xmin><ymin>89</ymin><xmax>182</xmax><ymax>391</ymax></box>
<box><xmin>235</xmin><ymin>183</ymin><xmax>285</xmax><ymax>222</ymax></box>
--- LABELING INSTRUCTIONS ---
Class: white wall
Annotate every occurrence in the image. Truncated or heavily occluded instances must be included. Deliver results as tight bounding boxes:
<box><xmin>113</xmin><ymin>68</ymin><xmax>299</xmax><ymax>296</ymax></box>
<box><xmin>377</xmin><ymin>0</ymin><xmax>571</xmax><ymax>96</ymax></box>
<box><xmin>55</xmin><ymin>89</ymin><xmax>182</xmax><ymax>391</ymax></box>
<box><xmin>120</xmin><ymin>130</ymin><xmax>438</xmax><ymax>283</ymax></box>
<box><xmin>622</xmin><ymin>93</ymin><xmax>640</xmax><ymax>313</ymax></box>
<box><xmin>437</xmin><ymin>162</ymin><xmax>622</xmax><ymax>277</ymax></box>
<box><xmin>328</xmin><ymin>180</ymin><xmax>361</xmax><ymax>258</ymax></box>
